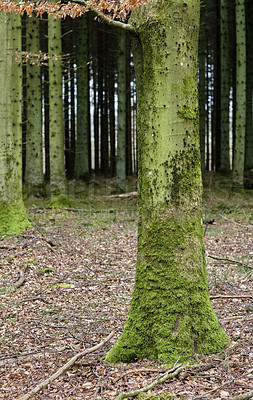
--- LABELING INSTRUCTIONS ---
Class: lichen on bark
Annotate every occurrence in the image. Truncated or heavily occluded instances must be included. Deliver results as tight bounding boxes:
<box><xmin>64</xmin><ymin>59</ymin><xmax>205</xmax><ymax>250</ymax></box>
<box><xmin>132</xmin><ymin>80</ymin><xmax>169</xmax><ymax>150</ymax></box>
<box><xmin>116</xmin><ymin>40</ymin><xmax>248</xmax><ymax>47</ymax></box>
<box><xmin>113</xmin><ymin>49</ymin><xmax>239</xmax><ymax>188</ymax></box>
<box><xmin>105</xmin><ymin>0</ymin><xmax>228</xmax><ymax>364</ymax></box>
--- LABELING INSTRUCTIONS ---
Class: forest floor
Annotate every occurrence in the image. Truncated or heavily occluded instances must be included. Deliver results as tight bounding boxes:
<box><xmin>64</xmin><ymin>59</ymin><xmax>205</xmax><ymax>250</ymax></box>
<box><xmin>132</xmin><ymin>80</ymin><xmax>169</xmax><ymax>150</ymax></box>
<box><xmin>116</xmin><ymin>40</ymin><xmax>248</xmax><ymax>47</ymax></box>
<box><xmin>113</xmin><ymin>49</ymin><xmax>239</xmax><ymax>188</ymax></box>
<box><xmin>0</xmin><ymin>176</ymin><xmax>253</xmax><ymax>400</ymax></box>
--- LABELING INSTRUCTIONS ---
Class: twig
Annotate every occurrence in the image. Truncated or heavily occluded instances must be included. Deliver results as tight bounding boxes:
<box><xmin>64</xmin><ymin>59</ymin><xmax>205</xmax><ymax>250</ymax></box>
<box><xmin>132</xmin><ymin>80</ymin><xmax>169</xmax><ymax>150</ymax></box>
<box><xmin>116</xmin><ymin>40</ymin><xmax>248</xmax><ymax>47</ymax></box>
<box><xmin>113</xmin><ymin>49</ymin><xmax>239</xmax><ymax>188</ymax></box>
<box><xmin>192</xmin><ymin>369</ymin><xmax>253</xmax><ymax>399</ymax></box>
<box><xmin>14</xmin><ymin>269</ymin><xmax>26</xmax><ymax>288</ymax></box>
<box><xmin>227</xmin><ymin>390</ymin><xmax>253</xmax><ymax>400</ymax></box>
<box><xmin>113</xmin><ymin>367</ymin><xmax>168</xmax><ymax>383</ymax></box>
<box><xmin>17</xmin><ymin>331</ymin><xmax>115</xmax><ymax>400</ymax></box>
<box><xmin>114</xmin><ymin>365</ymin><xmax>183</xmax><ymax>400</ymax></box>
<box><xmin>210</xmin><ymin>295</ymin><xmax>253</xmax><ymax>299</ymax></box>
<box><xmin>208</xmin><ymin>254</ymin><xmax>253</xmax><ymax>269</ymax></box>
<box><xmin>17</xmin><ymin>296</ymin><xmax>50</xmax><ymax>304</ymax></box>
<box><xmin>107</xmin><ymin>191</ymin><xmax>138</xmax><ymax>198</ymax></box>
<box><xmin>219</xmin><ymin>213</ymin><xmax>253</xmax><ymax>229</ymax></box>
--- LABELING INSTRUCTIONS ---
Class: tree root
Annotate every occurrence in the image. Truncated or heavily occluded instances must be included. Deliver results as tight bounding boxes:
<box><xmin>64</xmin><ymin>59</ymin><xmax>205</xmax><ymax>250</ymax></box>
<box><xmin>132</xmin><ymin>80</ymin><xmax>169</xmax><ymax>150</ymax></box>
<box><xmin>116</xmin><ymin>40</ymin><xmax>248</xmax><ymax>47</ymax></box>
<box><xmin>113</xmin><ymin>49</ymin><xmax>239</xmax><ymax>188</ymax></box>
<box><xmin>17</xmin><ymin>331</ymin><xmax>115</xmax><ymax>400</ymax></box>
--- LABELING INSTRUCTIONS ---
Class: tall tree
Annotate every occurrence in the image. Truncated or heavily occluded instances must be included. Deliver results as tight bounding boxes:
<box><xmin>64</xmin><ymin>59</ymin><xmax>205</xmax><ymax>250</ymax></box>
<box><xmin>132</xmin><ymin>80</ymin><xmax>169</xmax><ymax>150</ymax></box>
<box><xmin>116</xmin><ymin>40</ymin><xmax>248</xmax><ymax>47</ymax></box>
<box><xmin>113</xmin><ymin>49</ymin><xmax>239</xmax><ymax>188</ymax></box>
<box><xmin>116</xmin><ymin>29</ymin><xmax>127</xmax><ymax>191</ymax></box>
<box><xmin>25</xmin><ymin>15</ymin><xmax>44</xmax><ymax>193</ymax></box>
<box><xmin>0</xmin><ymin>12</ymin><xmax>30</xmax><ymax>233</ymax></box>
<box><xmin>48</xmin><ymin>15</ymin><xmax>67</xmax><ymax>196</ymax></box>
<box><xmin>233</xmin><ymin>0</ymin><xmax>246</xmax><ymax>188</ymax></box>
<box><xmin>220</xmin><ymin>0</ymin><xmax>230</xmax><ymax>172</ymax></box>
<box><xmin>245</xmin><ymin>0</ymin><xmax>253</xmax><ymax>170</ymax></box>
<box><xmin>105</xmin><ymin>0</ymin><xmax>228</xmax><ymax>363</ymax></box>
<box><xmin>75</xmin><ymin>14</ymin><xmax>90</xmax><ymax>181</ymax></box>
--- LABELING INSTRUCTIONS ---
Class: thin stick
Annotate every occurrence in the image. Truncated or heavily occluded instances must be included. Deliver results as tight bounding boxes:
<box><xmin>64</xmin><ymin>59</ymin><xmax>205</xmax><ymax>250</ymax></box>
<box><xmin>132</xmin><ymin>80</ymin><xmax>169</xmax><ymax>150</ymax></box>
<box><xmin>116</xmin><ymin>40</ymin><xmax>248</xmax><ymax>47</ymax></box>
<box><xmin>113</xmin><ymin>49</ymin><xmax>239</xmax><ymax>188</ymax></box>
<box><xmin>227</xmin><ymin>390</ymin><xmax>253</xmax><ymax>400</ymax></box>
<box><xmin>18</xmin><ymin>331</ymin><xmax>115</xmax><ymax>400</ymax></box>
<box><xmin>208</xmin><ymin>254</ymin><xmax>253</xmax><ymax>269</ymax></box>
<box><xmin>210</xmin><ymin>295</ymin><xmax>253</xmax><ymax>299</ymax></box>
<box><xmin>114</xmin><ymin>366</ymin><xmax>183</xmax><ymax>400</ymax></box>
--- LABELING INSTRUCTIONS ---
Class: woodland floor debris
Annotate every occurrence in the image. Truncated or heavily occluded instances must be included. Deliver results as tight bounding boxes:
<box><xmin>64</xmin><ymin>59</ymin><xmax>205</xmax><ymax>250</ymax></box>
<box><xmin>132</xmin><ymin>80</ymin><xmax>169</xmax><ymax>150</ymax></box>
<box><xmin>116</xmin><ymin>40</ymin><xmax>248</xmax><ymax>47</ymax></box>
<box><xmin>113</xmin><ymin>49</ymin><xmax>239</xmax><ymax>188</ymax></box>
<box><xmin>0</xmin><ymin>187</ymin><xmax>252</xmax><ymax>400</ymax></box>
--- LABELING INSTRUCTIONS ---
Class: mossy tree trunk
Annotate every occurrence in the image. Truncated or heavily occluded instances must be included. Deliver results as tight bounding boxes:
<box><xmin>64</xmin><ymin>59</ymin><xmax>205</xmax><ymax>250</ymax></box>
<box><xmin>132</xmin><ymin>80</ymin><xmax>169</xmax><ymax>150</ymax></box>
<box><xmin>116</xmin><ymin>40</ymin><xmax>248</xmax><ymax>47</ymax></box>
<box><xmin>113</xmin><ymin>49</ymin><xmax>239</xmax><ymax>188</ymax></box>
<box><xmin>0</xmin><ymin>12</ymin><xmax>30</xmax><ymax>233</ymax></box>
<box><xmin>233</xmin><ymin>0</ymin><xmax>246</xmax><ymax>188</ymax></box>
<box><xmin>48</xmin><ymin>15</ymin><xmax>67</xmax><ymax>196</ymax></box>
<box><xmin>75</xmin><ymin>14</ymin><xmax>90</xmax><ymax>181</ymax></box>
<box><xmin>105</xmin><ymin>0</ymin><xmax>228</xmax><ymax>364</ymax></box>
<box><xmin>25</xmin><ymin>15</ymin><xmax>44</xmax><ymax>194</ymax></box>
<box><xmin>116</xmin><ymin>30</ymin><xmax>127</xmax><ymax>192</ymax></box>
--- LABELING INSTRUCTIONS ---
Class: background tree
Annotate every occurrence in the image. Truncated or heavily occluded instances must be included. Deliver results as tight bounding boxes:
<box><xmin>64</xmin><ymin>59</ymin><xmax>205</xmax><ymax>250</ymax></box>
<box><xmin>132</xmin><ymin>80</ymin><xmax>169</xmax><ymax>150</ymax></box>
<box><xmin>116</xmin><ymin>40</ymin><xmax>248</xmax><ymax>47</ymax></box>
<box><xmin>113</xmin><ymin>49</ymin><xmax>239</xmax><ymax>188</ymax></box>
<box><xmin>48</xmin><ymin>15</ymin><xmax>67</xmax><ymax>197</ymax></box>
<box><xmin>233</xmin><ymin>0</ymin><xmax>246</xmax><ymax>188</ymax></box>
<box><xmin>24</xmin><ymin>14</ymin><xmax>44</xmax><ymax>194</ymax></box>
<box><xmin>0</xmin><ymin>12</ymin><xmax>30</xmax><ymax>233</ymax></box>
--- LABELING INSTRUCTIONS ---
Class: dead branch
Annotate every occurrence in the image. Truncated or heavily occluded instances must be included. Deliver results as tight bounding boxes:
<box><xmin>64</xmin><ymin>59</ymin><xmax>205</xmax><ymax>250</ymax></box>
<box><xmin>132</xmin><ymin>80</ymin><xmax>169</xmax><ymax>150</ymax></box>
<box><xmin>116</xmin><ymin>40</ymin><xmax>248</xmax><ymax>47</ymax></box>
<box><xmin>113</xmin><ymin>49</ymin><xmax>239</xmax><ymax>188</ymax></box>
<box><xmin>219</xmin><ymin>213</ymin><xmax>253</xmax><ymax>229</ymax></box>
<box><xmin>14</xmin><ymin>269</ymin><xmax>26</xmax><ymax>288</ymax></box>
<box><xmin>107</xmin><ymin>191</ymin><xmax>138</xmax><ymax>198</ymax></box>
<box><xmin>210</xmin><ymin>295</ymin><xmax>253</xmax><ymax>299</ymax></box>
<box><xmin>227</xmin><ymin>390</ymin><xmax>253</xmax><ymax>400</ymax></box>
<box><xmin>192</xmin><ymin>369</ymin><xmax>253</xmax><ymax>399</ymax></box>
<box><xmin>114</xmin><ymin>365</ymin><xmax>183</xmax><ymax>400</ymax></box>
<box><xmin>17</xmin><ymin>331</ymin><xmax>115</xmax><ymax>400</ymax></box>
<box><xmin>208</xmin><ymin>254</ymin><xmax>253</xmax><ymax>269</ymax></box>
<box><xmin>113</xmin><ymin>367</ymin><xmax>168</xmax><ymax>383</ymax></box>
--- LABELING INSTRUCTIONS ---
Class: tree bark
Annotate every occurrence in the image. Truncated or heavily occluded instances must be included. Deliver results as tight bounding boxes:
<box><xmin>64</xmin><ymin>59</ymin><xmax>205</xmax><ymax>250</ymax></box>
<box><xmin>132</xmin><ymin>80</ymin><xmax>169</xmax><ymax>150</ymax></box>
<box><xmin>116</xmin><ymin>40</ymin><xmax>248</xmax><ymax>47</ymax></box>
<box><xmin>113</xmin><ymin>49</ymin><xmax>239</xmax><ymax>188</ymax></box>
<box><xmin>233</xmin><ymin>0</ymin><xmax>246</xmax><ymax>188</ymax></box>
<box><xmin>75</xmin><ymin>14</ymin><xmax>90</xmax><ymax>181</ymax></box>
<box><xmin>0</xmin><ymin>12</ymin><xmax>30</xmax><ymax>233</ymax></box>
<box><xmin>48</xmin><ymin>15</ymin><xmax>67</xmax><ymax>196</ymax></box>
<box><xmin>105</xmin><ymin>0</ymin><xmax>228</xmax><ymax>364</ymax></box>
<box><xmin>25</xmin><ymin>15</ymin><xmax>44</xmax><ymax>193</ymax></box>
<box><xmin>116</xmin><ymin>29</ymin><xmax>127</xmax><ymax>191</ymax></box>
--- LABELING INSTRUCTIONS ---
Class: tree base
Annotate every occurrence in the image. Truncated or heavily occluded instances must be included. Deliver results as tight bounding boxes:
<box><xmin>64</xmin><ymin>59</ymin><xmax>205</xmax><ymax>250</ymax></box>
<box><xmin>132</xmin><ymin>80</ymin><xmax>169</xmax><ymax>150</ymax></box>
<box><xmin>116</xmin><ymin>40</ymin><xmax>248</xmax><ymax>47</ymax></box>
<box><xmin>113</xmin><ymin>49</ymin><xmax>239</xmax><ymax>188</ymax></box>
<box><xmin>0</xmin><ymin>202</ymin><xmax>30</xmax><ymax>234</ymax></box>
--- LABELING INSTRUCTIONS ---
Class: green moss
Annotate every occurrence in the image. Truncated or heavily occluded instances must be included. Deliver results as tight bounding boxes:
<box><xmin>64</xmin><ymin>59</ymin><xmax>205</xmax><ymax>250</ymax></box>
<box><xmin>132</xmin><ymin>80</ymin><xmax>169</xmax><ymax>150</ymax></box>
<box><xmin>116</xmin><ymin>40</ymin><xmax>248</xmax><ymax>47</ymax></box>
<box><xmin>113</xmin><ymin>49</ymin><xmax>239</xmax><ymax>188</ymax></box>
<box><xmin>178</xmin><ymin>105</ymin><xmax>198</xmax><ymax>121</ymax></box>
<box><xmin>105</xmin><ymin>206</ymin><xmax>228</xmax><ymax>365</ymax></box>
<box><xmin>49</xmin><ymin>195</ymin><xmax>70</xmax><ymax>208</ymax></box>
<box><xmin>137</xmin><ymin>393</ymin><xmax>175</xmax><ymax>399</ymax></box>
<box><xmin>0</xmin><ymin>202</ymin><xmax>30</xmax><ymax>234</ymax></box>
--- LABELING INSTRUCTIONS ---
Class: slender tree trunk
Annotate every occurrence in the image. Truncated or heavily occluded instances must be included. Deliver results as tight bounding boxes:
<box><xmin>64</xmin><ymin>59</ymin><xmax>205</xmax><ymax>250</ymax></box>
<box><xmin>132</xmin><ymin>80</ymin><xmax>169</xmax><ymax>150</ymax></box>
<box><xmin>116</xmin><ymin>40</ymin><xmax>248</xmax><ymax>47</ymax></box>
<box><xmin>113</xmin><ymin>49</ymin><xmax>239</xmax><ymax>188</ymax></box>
<box><xmin>25</xmin><ymin>15</ymin><xmax>44</xmax><ymax>193</ymax></box>
<box><xmin>220</xmin><ymin>0</ymin><xmax>230</xmax><ymax>172</ymax></box>
<box><xmin>0</xmin><ymin>12</ymin><xmax>30</xmax><ymax>233</ymax></box>
<box><xmin>116</xmin><ymin>30</ymin><xmax>127</xmax><ymax>191</ymax></box>
<box><xmin>48</xmin><ymin>15</ymin><xmax>67</xmax><ymax>196</ymax></box>
<box><xmin>75</xmin><ymin>14</ymin><xmax>90</xmax><ymax>181</ymax></box>
<box><xmin>106</xmin><ymin>0</ymin><xmax>228</xmax><ymax>364</ymax></box>
<box><xmin>245</xmin><ymin>0</ymin><xmax>253</xmax><ymax>170</ymax></box>
<box><xmin>233</xmin><ymin>0</ymin><xmax>246</xmax><ymax>188</ymax></box>
<box><xmin>198</xmin><ymin>2</ymin><xmax>206</xmax><ymax>174</ymax></box>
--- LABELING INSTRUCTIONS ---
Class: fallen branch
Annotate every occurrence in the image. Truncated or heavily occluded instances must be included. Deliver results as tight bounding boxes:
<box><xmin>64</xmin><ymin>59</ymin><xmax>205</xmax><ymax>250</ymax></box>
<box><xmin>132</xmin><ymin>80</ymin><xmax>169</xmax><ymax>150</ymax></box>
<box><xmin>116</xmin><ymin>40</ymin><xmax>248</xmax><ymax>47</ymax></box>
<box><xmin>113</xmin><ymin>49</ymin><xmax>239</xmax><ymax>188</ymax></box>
<box><xmin>108</xmin><ymin>191</ymin><xmax>137</xmax><ymax>198</ymax></box>
<box><xmin>114</xmin><ymin>365</ymin><xmax>183</xmax><ymax>400</ymax></box>
<box><xmin>14</xmin><ymin>269</ymin><xmax>26</xmax><ymax>288</ymax></box>
<box><xmin>18</xmin><ymin>331</ymin><xmax>115</xmax><ymax>400</ymax></box>
<box><xmin>113</xmin><ymin>367</ymin><xmax>168</xmax><ymax>383</ymax></box>
<box><xmin>210</xmin><ymin>295</ymin><xmax>253</xmax><ymax>299</ymax></box>
<box><xmin>208</xmin><ymin>254</ymin><xmax>253</xmax><ymax>269</ymax></box>
<box><xmin>227</xmin><ymin>390</ymin><xmax>253</xmax><ymax>400</ymax></box>
<box><xmin>192</xmin><ymin>369</ymin><xmax>253</xmax><ymax>399</ymax></box>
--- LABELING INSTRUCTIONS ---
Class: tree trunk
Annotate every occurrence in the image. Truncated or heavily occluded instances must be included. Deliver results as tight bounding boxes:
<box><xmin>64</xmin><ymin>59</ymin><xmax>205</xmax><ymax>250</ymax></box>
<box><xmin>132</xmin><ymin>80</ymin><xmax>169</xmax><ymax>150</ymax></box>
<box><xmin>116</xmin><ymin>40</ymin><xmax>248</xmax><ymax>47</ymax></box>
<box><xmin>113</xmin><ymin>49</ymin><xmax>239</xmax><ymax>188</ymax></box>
<box><xmin>233</xmin><ymin>0</ymin><xmax>246</xmax><ymax>188</ymax></box>
<box><xmin>245</xmin><ymin>0</ymin><xmax>253</xmax><ymax>170</ymax></box>
<box><xmin>105</xmin><ymin>0</ymin><xmax>228</xmax><ymax>364</ymax></box>
<box><xmin>0</xmin><ymin>12</ymin><xmax>30</xmax><ymax>233</ymax></box>
<box><xmin>198</xmin><ymin>0</ymin><xmax>206</xmax><ymax>173</ymax></box>
<box><xmin>25</xmin><ymin>15</ymin><xmax>44</xmax><ymax>193</ymax></box>
<box><xmin>75</xmin><ymin>14</ymin><xmax>90</xmax><ymax>181</ymax></box>
<box><xmin>116</xmin><ymin>29</ymin><xmax>127</xmax><ymax>191</ymax></box>
<box><xmin>48</xmin><ymin>15</ymin><xmax>67</xmax><ymax>196</ymax></box>
<box><xmin>220</xmin><ymin>0</ymin><xmax>230</xmax><ymax>172</ymax></box>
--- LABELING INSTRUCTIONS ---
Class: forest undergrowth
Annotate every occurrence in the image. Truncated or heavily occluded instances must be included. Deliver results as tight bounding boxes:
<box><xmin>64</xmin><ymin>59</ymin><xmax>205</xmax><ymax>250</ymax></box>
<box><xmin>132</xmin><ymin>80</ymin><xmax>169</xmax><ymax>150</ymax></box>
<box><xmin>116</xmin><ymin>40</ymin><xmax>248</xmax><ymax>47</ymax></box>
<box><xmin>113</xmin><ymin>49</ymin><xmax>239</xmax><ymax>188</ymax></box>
<box><xmin>0</xmin><ymin>177</ymin><xmax>252</xmax><ymax>400</ymax></box>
